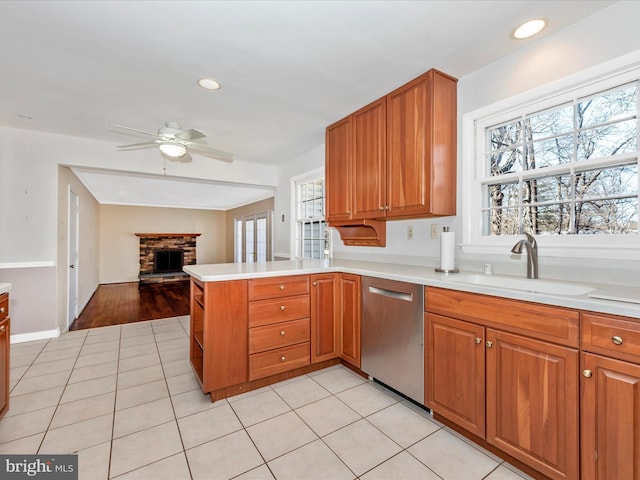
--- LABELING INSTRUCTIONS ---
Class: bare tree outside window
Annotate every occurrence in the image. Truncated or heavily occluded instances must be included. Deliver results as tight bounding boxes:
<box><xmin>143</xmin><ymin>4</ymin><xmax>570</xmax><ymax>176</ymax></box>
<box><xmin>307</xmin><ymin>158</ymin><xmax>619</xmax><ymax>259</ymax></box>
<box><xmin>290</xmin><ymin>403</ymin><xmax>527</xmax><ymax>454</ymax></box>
<box><xmin>484</xmin><ymin>82</ymin><xmax>638</xmax><ymax>236</ymax></box>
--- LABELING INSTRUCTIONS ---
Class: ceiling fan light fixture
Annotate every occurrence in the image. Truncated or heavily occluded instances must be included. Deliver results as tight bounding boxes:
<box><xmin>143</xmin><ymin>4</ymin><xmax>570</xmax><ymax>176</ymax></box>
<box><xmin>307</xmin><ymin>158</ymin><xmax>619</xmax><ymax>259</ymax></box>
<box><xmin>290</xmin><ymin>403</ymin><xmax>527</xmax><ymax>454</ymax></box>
<box><xmin>159</xmin><ymin>142</ymin><xmax>187</xmax><ymax>158</ymax></box>
<box><xmin>512</xmin><ymin>18</ymin><xmax>547</xmax><ymax>39</ymax></box>
<box><xmin>197</xmin><ymin>77</ymin><xmax>222</xmax><ymax>90</ymax></box>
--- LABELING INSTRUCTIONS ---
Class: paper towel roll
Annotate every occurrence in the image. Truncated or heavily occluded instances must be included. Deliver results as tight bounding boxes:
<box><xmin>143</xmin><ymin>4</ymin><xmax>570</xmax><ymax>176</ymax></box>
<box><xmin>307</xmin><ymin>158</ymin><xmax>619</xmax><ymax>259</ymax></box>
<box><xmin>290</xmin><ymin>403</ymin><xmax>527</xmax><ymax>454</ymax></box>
<box><xmin>440</xmin><ymin>230</ymin><xmax>456</xmax><ymax>271</ymax></box>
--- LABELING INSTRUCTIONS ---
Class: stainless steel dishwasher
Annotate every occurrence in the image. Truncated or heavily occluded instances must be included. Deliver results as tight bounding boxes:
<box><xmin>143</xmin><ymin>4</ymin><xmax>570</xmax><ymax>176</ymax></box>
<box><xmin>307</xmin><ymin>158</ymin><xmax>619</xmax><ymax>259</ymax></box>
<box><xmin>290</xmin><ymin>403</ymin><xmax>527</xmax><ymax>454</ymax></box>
<box><xmin>361</xmin><ymin>276</ymin><xmax>424</xmax><ymax>403</ymax></box>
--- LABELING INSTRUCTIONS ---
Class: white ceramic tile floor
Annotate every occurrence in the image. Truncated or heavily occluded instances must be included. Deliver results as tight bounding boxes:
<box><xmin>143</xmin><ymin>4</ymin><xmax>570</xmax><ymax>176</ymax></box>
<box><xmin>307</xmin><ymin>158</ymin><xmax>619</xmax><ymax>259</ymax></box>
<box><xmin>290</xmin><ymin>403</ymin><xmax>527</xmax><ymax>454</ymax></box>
<box><xmin>2</xmin><ymin>316</ymin><xmax>535</xmax><ymax>480</ymax></box>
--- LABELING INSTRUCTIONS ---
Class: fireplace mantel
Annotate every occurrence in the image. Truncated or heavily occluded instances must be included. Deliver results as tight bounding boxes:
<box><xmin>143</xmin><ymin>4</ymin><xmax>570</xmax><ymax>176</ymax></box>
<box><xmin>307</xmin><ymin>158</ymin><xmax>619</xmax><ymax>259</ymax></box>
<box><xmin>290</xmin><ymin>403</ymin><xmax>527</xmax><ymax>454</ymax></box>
<box><xmin>135</xmin><ymin>233</ymin><xmax>202</xmax><ymax>237</ymax></box>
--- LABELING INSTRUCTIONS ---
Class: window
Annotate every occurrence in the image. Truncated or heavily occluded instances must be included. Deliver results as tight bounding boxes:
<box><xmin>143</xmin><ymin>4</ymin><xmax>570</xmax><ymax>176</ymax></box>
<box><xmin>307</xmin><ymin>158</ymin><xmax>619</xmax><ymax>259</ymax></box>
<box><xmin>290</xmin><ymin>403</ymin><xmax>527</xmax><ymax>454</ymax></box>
<box><xmin>463</xmin><ymin>57</ymin><xmax>640</xmax><ymax>259</ymax></box>
<box><xmin>234</xmin><ymin>212</ymin><xmax>272</xmax><ymax>263</ymax></box>
<box><xmin>295</xmin><ymin>177</ymin><xmax>327</xmax><ymax>259</ymax></box>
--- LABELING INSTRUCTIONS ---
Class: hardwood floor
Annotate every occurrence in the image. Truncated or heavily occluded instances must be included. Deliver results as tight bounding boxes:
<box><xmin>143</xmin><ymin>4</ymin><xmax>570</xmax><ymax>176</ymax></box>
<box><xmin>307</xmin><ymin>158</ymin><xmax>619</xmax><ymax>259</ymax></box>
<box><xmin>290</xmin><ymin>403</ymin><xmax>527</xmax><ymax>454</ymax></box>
<box><xmin>70</xmin><ymin>281</ymin><xmax>190</xmax><ymax>330</ymax></box>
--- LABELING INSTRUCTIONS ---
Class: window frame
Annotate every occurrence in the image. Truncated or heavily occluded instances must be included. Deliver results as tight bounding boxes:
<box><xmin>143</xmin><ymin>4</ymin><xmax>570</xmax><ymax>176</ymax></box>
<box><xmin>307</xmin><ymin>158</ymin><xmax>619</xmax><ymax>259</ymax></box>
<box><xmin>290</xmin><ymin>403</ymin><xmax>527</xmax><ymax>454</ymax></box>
<box><xmin>291</xmin><ymin>168</ymin><xmax>329</xmax><ymax>259</ymax></box>
<box><xmin>461</xmin><ymin>53</ymin><xmax>640</xmax><ymax>260</ymax></box>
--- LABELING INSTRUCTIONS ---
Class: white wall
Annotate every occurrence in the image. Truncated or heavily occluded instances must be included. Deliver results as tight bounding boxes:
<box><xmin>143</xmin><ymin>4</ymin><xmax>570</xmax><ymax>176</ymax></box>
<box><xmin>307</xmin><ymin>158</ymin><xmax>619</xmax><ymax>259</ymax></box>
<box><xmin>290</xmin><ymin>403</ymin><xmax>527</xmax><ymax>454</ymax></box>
<box><xmin>0</xmin><ymin>126</ymin><xmax>277</xmax><ymax>339</ymax></box>
<box><xmin>325</xmin><ymin>1</ymin><xmax>640</xmax><ymax>284</ymax></box>
<box><xmin>273</xmin><ymin>144</ymin><xmax>325</xmax><ymax>258</ymax></box>
<box><xmin>99</xmin><ymin>205</ymin><xmax>227</xmax><ymax>283</ymax></box>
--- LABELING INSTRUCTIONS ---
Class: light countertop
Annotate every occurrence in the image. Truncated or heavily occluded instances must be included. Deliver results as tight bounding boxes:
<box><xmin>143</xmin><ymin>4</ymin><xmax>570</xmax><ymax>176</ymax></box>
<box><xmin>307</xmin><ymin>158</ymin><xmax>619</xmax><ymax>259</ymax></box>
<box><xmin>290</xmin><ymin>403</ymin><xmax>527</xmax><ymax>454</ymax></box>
<box><xmin>184</xmin><ymin>259</ymin><xmax>640</xmax><ymax>319</ymax></box>
<box><xmin>0</xmin><ymin>283</ymin><xmax>11</xmax><ymax>295</ymax></box>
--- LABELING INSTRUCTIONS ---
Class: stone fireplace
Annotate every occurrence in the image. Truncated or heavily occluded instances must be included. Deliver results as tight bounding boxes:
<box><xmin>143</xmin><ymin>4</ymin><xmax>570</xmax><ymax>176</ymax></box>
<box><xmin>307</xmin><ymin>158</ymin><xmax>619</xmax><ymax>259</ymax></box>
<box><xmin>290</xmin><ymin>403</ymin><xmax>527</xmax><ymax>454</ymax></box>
<box><xmin>135</xmin><ymin>233</ymin><xmax>200</xmax><ymax>284</ymax></box>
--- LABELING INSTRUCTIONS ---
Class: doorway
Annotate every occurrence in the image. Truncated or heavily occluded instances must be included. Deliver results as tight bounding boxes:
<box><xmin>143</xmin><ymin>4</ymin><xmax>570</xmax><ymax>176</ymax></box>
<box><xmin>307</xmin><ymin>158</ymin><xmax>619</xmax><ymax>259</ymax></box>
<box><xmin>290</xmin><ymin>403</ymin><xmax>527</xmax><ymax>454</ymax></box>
<box><xmin>67</xmin><ymin>189</ymin><xmax>79</xmax><ymax>330</ymax></box>
<box><xmin>234</xmin><ymin>211</ymin><xmax>273</xmax><ymax>262</ymax></box>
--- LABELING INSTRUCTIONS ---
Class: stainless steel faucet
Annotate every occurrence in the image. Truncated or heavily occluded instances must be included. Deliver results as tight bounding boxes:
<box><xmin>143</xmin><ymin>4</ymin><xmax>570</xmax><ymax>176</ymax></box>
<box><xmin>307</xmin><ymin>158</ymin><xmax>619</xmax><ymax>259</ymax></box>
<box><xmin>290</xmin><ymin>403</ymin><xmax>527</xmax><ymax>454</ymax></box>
<box><xmin>511</xmin><ymin>233</ymin><xmax>538</xmax><ymax>279</ymax></box>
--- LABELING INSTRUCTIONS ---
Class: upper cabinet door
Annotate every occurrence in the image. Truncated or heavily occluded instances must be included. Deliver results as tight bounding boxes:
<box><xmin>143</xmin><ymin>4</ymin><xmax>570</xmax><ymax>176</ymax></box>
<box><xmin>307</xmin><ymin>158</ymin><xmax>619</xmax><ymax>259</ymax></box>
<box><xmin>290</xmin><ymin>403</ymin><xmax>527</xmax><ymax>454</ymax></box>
<box><xmin>386</xmin><ymin>69</ymin><xmax>457</xmax><ymax>218</ymax></box>
<box><xmin>351</xmin><ymin>98</ymin><xmax>386</xmax><ymax>220</ymax></box>
<box><xmin>325</xmin><ymin>117</ymin><xmax>353</xmax><ymax>223</ymax></box>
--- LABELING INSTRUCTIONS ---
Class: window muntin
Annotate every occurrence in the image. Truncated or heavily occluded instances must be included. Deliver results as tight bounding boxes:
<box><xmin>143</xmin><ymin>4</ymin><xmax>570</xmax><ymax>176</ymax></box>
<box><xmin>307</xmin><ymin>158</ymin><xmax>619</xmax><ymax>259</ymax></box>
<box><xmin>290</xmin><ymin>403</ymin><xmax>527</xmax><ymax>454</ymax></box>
<box><xmin>481</xmin><ymin>81</ymin><xmax>639</xmax><ymax>237</ymax></box>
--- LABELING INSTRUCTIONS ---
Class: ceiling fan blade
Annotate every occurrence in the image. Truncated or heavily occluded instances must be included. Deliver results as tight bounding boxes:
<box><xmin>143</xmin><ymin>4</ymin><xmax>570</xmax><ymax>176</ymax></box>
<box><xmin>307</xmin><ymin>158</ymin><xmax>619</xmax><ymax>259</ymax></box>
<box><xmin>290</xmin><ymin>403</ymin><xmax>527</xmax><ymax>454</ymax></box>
<box><xmin>111</xmin><ymin>123</ymin><xmax>159</xmax><ymax>139</ymax></box>
<box><xmin>117</xmin><ymin>141</ymin><xmax>159</xmax><ymax>150</ymax></box>
<box><xmin>176</xmin><ymin>128</ymin><xmax>206</xmax><ymax>141</ymax></box>
<box><xmin>186</xmin><ymin>142</ymin><xmax>234</xmax><ymax>162</ymax></box>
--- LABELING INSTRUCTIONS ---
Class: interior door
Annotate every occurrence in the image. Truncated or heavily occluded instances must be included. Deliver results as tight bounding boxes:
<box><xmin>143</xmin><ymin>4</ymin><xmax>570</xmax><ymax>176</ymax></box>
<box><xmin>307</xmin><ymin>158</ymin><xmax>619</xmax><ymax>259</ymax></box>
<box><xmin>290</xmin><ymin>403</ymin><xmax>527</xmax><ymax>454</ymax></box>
<box><xmin>67</xmin><ymin>189</ymin><xmax>79</xmax><ymax>329</ymax></box>
<box><xmin>235</xmin><ymin>212</ymin><xmax>272</xmax><ymax>263</ymax></box>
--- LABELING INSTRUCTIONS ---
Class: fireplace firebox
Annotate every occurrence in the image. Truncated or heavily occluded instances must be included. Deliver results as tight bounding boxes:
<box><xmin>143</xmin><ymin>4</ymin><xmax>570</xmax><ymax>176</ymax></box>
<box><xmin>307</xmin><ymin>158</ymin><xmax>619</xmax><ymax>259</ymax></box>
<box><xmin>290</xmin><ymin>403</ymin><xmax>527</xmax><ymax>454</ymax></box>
<box><xmin>135</xmin><ymin>233</ymin><xmax>201</xmax><ymax>285</ymax></box>
<box><xmin>154</xmin><ymin>249</ymin><xmax>184</xmax><ymax>274</ymax></box>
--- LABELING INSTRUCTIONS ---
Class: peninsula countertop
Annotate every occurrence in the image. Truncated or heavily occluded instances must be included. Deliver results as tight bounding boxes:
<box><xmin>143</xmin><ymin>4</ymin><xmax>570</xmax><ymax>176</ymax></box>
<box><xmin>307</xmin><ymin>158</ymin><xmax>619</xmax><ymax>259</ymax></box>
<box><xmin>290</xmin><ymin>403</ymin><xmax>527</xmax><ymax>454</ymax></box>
<box><xmin>183</xmin><ymin>259</ymin><xmax>640</xmax><ymax>319</ymax></box>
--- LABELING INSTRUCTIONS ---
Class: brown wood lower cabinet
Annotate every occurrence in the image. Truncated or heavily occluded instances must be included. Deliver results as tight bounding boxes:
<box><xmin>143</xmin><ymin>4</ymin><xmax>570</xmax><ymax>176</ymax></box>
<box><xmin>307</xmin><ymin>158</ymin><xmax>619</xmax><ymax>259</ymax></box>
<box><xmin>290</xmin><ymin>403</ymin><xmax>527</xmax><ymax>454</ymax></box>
<box><xmin>486</xmin><ymin>329</ymin><xmax>578</xmax><ymax>480</ymax></box>
<box><xmin>426</xmin><ymin>313</ymin><xmax>485</xmax><ymax>437</ymax></box>
<box><xmin>310</xmin><ymin>273</ymin><xmax>339</xmax><ymax>363</ymax></box>
<box><xmin>190</xmin><ymin>279</ymin><xmax>248</xmax><ymax>393</ymax></box>
<box><xmin>581</xmin><ymin>311</ymin><xmax>640</xmax><ymax>479</ymax></box>
<box><xmin>425</xmin><ymin>287</ymin><xmax>579</xmax><ymax>480</ymax></box>
<box><xmin>190</xmin><ymin>274</ymin><xmax>362</xmax><ymax>400</ymax></box>
<box><xmin>339</xmin><ymin>273</ymin><xmax>361</xmax><ymax>368</ymax></box>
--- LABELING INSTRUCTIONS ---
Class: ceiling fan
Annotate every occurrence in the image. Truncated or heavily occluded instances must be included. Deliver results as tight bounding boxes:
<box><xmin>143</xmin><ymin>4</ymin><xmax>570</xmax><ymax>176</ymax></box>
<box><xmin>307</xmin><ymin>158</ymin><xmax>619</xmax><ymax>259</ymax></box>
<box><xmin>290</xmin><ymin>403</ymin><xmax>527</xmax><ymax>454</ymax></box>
<box><xmin>112</xmin><ymin>122</ymin><xmax>234</xmax><ymax>163</ymax></box>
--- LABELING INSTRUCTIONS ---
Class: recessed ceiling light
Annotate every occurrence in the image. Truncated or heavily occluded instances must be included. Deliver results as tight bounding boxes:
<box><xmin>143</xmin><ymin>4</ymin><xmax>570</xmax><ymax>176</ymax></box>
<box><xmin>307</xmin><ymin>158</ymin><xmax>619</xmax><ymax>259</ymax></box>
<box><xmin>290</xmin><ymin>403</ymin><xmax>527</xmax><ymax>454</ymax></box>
<box><xmin>512</xmin><ymin>18</ymin><xmax>547</xmax><ymax>39</ymax></box>
<box><xmin>197</xmin><ymin>78</ymin><xmax>221</xmax><ymax>90</ymax></box>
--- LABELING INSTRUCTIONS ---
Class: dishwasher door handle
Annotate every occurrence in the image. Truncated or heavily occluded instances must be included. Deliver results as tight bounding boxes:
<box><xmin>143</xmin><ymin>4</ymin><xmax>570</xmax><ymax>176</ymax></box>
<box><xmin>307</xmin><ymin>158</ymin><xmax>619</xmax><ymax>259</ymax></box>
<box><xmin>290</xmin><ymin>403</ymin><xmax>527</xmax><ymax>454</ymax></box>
<box><xmin>367</xmin><ymin>286</ymin><xmax>413</xmax><ymax>302</ymax></box>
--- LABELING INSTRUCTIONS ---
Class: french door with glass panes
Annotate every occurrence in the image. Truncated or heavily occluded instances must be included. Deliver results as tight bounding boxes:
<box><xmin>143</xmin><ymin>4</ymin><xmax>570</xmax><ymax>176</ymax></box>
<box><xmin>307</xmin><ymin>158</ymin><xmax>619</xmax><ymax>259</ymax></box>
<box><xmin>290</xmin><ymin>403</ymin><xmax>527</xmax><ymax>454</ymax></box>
<box><xmin>235</xmin><ymin>212</ymin><xmax>272</xmax><ymax>263</ymax></box>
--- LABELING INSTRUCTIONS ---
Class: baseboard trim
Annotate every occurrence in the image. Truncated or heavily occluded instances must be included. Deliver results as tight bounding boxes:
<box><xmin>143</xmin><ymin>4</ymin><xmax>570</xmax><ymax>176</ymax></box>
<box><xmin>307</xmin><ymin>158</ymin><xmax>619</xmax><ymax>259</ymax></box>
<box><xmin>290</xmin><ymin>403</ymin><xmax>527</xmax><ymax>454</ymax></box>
<box><xmin>10</xmin><ymin>328</ymin><xmax>60</xmax><ymax>344</ymax></box>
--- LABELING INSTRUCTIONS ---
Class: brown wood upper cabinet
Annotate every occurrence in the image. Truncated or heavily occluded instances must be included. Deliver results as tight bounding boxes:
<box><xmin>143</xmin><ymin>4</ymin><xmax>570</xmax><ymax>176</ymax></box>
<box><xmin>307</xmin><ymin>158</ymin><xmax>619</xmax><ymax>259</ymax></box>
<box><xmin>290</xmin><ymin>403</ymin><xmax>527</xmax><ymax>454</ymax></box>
<box><xmin>326</xmin><ymin>69</ymin><xmax>457</xmax><ymax>227</ymax></box>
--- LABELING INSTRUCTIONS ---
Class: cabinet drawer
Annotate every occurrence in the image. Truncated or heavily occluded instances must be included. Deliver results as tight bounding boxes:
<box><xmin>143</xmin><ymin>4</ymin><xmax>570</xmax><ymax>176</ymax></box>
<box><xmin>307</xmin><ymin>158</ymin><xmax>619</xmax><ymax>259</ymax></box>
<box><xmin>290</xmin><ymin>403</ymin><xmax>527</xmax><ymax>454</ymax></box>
<box><xmin>582</xmin><ymin>312</ymin><xmax>640</xmax><ymax>364</ymax></box>
<box><xmin>248</xmin><ymin>275</ymin><xmax>309</xmax><ymax>301</ymax></box>
<box><xmin>249</xmin><ymin>295</ymin><xmax>310</xmax><ymax>327</ymax></box>
<box><xmin>249</xmin><ymin>318</ymin><xmax>310</xmax><ymax>354</ymax></box>
<box><xmin>0</xmin><ymin>294</ymin><xmax>7</xmax><ymax>321</ymax></box>
<box><xmin>249</xmin><ymin>342</ymin><xmax>310</xmax><ymax>381</ymax></box>
<box><xmin>425</xmin><ymin>287</ymin><xmax>579</xmax><ymax>347</ymax></box>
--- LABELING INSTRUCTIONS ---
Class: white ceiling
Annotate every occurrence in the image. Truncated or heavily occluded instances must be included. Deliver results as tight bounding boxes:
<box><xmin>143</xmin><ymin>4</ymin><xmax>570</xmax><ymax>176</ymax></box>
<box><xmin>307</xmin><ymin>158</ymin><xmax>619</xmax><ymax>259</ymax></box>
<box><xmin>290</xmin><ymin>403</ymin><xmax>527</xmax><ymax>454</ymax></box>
<box><xmin>0</xmin><ymin>0</ymin><xmax>615</xmax><ymax>210</ymax></box>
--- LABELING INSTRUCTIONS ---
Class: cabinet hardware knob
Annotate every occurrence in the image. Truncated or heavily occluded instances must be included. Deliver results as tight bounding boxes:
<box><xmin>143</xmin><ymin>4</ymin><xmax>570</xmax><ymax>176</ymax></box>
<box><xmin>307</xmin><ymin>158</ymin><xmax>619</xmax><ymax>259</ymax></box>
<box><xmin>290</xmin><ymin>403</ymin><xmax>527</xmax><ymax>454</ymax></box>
<box><xmin>474</xmin><ymin>337</ymin><xmax>481</xmax><ymax>344</ymax></box>
<box><xmin>313</xmin><ymin>282</ymin><xmax>317</xmax><ymax>286</ymax></box>
<box><xmin>281</xmin><ymin>356</ymin><xmax>286</xmax><ymax>362</ymax></box>
<box><xmin>583</xmin><ymin>369</ymin><xmax>593</xmax><ymax>378</ymax></box>
<box><xmin>279</xmin><ymin>285</ymin><xmax>285</xmax><ymax>291</ymax></box>
<box><xmin>280</xmin><ymin>330</ymin><xmax>286</xmax><ymax>336</ymax></box>
<box><xmin>0</xmin><ymin>325</ymin><xmax>4</xmax><ymax>332</ymax></box>
<box><xmin>280</xmin><ymin>305</ymin><xmax>286</xmax><ymax>311</ymax></box>
<box><xmin>612</xmin><ymin>336</ymin><xmax>623</xmax><ymax>345</ymax></box>
<box><xmin>485</xmin><ymin>341</ymin><xmax>493</xmax><ymax>348</ymax></box>
<box><xmin>0</xmin><ymin>307</ymin><xmax>5</xmax><ymax>314</ymax></box>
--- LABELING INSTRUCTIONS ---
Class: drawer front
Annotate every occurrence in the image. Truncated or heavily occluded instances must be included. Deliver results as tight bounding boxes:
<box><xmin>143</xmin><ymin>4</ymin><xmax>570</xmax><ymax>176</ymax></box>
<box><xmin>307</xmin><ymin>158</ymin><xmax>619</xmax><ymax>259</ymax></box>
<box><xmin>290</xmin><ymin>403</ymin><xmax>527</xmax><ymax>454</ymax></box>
<box><xmin>249</xmin><ymin>318</ymin><xmax>310</xmax><ymax>354</ymax></box>
<box><xmin>248</xmin><ymin>275</ymin><xmax>310</xmax><ymax>301</ymax></box>
<box><xmin>0</xmin><ymin>294</ymin><xmax>7</xmax><ymax>321</ymax></box>
<box><xmin>582</xmin><ymin>312</ymin><xmax>640</xmax><ymax>363</ymax></box>
<box><xmin>425</xmin><ymin>287</ymin><xmax>580</xmax><ymax>347</ymax></box>
<box><xmin>249</xmin><ymin>295</ymin><xmax>310</xmax><ymax>327</ymax></box>
<box><xmin>249</xmin><ymin>342</ymin><xmax>310</xmax><ymax>380</ymax></box>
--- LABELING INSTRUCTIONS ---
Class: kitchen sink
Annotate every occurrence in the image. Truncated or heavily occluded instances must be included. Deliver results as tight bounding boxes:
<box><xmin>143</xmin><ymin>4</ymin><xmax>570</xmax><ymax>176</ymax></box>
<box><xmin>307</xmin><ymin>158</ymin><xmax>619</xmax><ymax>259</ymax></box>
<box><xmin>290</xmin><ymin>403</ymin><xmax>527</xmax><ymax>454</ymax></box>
<box><xmin>445</xmin><ymin>273</ymin><xmax>596</xmax><ymax>296</ymax></box>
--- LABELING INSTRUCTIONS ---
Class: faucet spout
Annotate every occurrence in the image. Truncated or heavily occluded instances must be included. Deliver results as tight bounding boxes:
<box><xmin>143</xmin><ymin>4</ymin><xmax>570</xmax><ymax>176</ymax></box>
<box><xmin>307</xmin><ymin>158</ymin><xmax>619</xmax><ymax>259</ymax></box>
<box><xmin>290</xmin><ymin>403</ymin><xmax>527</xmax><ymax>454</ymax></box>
<box><xmin>511</xmin><ymin>233</ymin><xmax>538</xmax><ymax>279</ymax></box>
